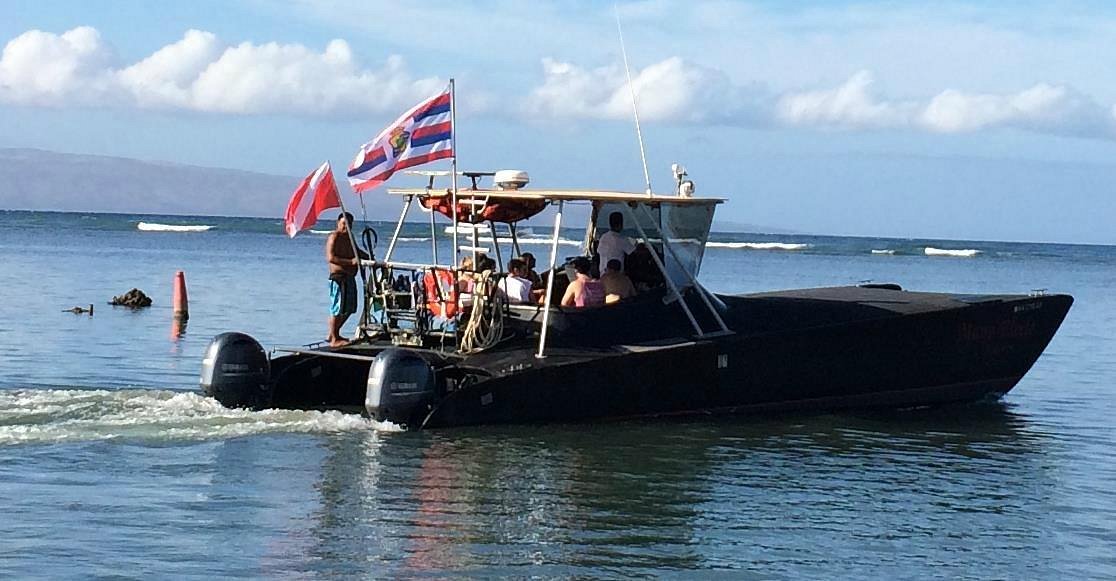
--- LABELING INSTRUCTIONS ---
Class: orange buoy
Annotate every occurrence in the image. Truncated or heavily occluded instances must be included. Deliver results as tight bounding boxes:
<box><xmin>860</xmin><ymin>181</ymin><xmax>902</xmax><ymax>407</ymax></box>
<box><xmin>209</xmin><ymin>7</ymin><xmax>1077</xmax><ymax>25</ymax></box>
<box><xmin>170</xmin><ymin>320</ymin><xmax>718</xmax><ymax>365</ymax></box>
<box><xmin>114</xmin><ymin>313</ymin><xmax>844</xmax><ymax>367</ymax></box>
<box><xmin>173</xmin><ymin>270</ymin><xmax>189</xmax><ymax>322</ymax></box>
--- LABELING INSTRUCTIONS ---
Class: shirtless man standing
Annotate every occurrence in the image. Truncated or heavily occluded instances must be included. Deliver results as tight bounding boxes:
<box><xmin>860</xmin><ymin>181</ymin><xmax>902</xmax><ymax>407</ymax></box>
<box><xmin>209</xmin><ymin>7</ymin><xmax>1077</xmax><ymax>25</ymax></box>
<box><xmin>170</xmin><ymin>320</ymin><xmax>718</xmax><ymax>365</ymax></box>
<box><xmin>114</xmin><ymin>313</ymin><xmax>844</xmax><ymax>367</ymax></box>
<box><xmin>326</xmin><ymin>212</ymin><xmax>364</xmax><ymax>346</ymax></box>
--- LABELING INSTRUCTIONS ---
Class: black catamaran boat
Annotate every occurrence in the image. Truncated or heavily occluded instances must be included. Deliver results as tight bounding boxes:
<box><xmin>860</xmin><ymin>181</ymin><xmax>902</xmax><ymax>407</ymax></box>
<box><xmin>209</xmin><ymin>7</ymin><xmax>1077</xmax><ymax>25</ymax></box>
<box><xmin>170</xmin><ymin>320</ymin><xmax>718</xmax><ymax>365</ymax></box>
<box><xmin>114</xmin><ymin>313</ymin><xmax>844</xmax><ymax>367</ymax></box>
<box><xmin>201</xmin><ymin>168</ymin><xmax>1072</xmax><ymax>429</ymax></box>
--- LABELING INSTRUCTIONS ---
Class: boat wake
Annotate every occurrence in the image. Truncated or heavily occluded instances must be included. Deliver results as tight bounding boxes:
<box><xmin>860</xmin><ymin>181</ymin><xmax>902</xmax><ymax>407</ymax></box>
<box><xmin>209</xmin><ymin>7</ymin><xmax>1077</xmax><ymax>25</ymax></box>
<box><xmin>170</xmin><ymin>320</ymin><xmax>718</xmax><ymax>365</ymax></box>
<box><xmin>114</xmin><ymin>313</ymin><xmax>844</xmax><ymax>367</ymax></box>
<box><xmin>924</xmin><ymin>247</ymin><xmax>982</xmax><ymax>257</ymax></box>
<box><xmin>0</xmin><ymin>388</ymin><xmax>390</xmax><ymax>446</ymax></box>
<box><xmin>706</xmin><ymin>241</ymin><xmax>811</xmax><ymax>251</ymax></box>
<box><xmin>137</xmin><ymin>222</ymin><xmax>214</xmax><ymax>232</ymax></box>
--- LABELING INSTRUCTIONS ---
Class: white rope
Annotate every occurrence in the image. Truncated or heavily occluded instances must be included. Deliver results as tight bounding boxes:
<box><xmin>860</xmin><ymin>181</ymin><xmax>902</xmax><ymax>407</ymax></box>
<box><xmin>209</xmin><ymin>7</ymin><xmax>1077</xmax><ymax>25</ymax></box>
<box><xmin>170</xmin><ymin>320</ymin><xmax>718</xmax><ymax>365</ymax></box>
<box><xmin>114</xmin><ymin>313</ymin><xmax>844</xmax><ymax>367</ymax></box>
<box><xmin>459</xmin><ymin>270</ymin><xmax>506</xmax><ymax>353</ymax></box>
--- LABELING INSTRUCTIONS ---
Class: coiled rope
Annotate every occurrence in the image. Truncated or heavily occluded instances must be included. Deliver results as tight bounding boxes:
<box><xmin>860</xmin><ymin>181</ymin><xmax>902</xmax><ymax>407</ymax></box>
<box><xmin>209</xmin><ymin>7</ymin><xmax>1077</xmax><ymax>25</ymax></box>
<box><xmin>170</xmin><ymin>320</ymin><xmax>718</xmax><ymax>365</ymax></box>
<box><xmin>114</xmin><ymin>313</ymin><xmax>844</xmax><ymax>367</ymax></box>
<box><xmin>459</xmin><ymin>270</ymin><xmax>506</xmax><ymax>353</ymax></box>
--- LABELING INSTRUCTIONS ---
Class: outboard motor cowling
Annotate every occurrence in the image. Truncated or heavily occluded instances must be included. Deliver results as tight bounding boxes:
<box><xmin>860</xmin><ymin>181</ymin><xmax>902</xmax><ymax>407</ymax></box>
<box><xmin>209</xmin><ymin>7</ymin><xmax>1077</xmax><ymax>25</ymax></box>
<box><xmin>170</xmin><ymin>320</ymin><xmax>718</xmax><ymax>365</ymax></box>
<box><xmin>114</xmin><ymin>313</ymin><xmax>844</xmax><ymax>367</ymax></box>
<box><xmin>365</xmin><ymin>348</ymin><xmax>437</xmax><ymax>426</ymax></box>
<box><xmin>200</xmin><ymin>332</ymin><xmax>271</xmax><ymax>409</ymax></box>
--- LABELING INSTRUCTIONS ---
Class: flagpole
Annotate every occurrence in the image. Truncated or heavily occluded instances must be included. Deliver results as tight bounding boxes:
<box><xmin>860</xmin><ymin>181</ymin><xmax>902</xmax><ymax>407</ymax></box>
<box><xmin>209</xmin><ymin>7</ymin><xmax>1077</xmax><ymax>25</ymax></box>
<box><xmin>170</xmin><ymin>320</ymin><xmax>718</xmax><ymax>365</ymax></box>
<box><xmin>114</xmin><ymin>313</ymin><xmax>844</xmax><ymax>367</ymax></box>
<box><xmin>328</xmin><ymin>164</ymin><xmax>363</xmax><ymax>266</ymax></box>
<box><xmin>450</xmin><ymin>78</ymin><xmax>459</xmax><ymax>272</ymax></box>
<box><xmin>337</xmin><ymin>194</ymin><xmax>364</xmax><ymax>276</ymax></box>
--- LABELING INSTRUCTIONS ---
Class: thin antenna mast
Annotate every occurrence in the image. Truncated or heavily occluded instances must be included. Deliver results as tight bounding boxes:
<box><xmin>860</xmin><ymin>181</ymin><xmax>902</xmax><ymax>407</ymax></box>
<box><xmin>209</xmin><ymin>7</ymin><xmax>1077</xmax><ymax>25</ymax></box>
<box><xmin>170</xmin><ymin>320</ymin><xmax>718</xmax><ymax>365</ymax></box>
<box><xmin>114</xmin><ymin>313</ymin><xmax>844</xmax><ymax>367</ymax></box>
<box><xmin>615</xmin><ymin>6</ymin><xmax>653</xmax><ymax>196</ymax></box>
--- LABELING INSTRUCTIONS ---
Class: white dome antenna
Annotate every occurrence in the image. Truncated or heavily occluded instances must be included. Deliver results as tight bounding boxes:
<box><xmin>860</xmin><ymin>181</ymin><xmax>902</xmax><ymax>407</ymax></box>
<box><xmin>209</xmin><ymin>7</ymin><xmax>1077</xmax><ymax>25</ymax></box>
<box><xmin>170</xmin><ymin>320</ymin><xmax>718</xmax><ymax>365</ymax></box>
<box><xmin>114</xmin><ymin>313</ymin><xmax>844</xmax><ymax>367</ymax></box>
<box><xmin>494</xmin><ymin>169</ymin><xmax>529</xmax><ymax>190</ymax></box>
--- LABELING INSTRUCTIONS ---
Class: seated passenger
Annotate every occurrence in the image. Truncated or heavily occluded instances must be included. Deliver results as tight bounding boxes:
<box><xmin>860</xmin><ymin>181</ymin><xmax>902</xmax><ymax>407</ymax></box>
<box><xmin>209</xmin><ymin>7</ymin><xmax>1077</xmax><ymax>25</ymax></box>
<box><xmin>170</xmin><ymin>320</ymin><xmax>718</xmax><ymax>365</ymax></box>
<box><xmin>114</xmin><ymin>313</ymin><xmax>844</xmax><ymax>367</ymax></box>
<box><xmin>534</xmin><ymin>266</ymin><xmax>570</xmax><ymax>306</ymax></box>
<box><xmin>520</xmin><ymin>252</ymin><xmax>543</xmax><ymax>288</ymax></box>
<box><xmin>457</xmin><ymin>255</ymin><xmax>476</xmax><ymax>292</ymax></box>
<box><xmin>498</xmin><ymin>258</ymin><xmax>533</xmax><ymax>304</ymax></box>
<box><xmin>477</xmin><ymin>253</ymin><xmax>496</xmax><ymax>274</ymax></box>
<box><xmin>625</xmin><ymin>243</ymin><xmax>665</xmax><ymax>291</ymax></box>
<box><xmin>600</xmin><ymin>259</ymin><xmax>636</xmax><ymax>303</ymax></box>
<box><xmin>560</xmin><ymin>257</ymin><xmax>605</xmax><ymax>308</ymax></box>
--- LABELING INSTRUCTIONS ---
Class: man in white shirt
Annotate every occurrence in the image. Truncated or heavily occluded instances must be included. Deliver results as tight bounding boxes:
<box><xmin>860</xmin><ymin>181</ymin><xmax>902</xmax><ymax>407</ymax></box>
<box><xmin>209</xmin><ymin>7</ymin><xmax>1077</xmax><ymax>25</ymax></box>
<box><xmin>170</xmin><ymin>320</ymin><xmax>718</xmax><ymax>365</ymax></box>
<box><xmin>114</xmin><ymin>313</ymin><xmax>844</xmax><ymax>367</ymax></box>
<box><xmin>498</xmin><ymin>258</ymin><xmax>533</xmax><ymax>303</ymax></box>
<box><xmin>596</xmin><ymin>211</ymin><xmax>635</xmax><ymax>274</ymax></box>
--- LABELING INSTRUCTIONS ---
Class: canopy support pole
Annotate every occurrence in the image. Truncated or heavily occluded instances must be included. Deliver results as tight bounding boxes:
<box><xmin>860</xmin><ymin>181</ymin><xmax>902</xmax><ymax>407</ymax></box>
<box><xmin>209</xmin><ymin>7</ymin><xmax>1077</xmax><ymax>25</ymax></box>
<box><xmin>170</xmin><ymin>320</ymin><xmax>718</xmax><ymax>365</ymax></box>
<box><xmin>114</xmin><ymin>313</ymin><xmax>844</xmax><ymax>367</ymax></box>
<box><xmin>489</xmin><ymin>220</ymin><xmax>504</xmax><ymax>272</ymax></box>
<box><xmin>510</xmin><ymin>223</ymin><xmax>522</xmax><ymax>259</ymax></box>
<box><xmin>429</xmin><ymin>199</ymin><xmax>439</xmax><ymax>267</ymax></box>
<box><xmin>450</xmin><ymin>77</ymin><xmax>459</xmax><ymax>270</ymax></box>
<box><xmin>536</xmin><ymin>201</ymin><xmax>564</xmax><ymax>359</ymax></box>
<box><xmin>384</xmin><ymin>194</ymin><xmax>413</xmax><ymax>263</ymax></box>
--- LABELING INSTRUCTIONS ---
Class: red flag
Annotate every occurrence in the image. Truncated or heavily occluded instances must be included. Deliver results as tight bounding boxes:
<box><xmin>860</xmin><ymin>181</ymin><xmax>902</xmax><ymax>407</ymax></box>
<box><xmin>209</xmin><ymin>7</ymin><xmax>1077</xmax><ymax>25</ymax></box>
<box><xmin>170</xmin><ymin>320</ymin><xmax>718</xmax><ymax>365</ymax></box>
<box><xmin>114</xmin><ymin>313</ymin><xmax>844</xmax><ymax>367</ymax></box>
<box><xmin>284</xmin><ymin>161</ymin><xmax>341</xmax><ymax>238</ymax></box>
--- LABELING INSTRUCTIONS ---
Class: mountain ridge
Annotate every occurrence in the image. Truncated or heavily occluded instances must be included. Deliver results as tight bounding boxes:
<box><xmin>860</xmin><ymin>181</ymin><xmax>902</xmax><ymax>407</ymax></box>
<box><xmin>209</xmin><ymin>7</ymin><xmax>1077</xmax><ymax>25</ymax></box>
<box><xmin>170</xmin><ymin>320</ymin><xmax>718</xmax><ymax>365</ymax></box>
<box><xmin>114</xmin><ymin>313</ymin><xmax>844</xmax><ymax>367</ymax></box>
<box><xmin>0</xmin><ymin>148</ymin><xmax>794</xmax><ymax>234</ymax></box>
<box><xmin>0</xmin><ymin>148</ymin><xmax>401</xmax><ymax>219</ymax></box>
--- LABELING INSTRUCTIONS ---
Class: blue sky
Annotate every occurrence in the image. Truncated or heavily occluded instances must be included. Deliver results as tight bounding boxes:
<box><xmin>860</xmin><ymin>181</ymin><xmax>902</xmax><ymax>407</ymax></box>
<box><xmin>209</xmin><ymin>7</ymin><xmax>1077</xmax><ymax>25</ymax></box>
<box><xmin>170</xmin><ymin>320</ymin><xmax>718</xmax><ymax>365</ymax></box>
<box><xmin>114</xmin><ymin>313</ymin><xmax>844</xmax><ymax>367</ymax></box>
<box><xmin>2</xmin><ymin>0</ymin><xmax>1116</xmax><ymax>243</ymax></box>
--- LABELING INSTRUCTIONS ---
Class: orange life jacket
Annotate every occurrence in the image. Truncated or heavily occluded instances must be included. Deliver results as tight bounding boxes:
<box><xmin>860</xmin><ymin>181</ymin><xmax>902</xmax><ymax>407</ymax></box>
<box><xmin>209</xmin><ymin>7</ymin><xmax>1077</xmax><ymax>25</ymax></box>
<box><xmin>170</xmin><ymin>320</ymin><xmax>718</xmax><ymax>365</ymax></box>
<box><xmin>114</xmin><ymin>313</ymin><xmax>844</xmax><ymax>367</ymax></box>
<box><xmin>424</xmin><ymin>269</ymin><xmax>458</xmax><ymax>318</ymax></box>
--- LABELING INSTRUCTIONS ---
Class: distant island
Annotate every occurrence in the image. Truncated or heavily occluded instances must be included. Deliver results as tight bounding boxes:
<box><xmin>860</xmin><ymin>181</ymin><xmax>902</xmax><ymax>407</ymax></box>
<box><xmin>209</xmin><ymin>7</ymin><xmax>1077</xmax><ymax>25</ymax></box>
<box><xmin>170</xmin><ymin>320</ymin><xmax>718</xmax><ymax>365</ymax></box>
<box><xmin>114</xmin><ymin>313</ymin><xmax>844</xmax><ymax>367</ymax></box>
<box><xmin>0</xmin><ymin>148</ymin><xmax>794</xmax><ymax>234</ymax></box>
<box><xmin>0</xmin><ymin>148</ymin><xmax>398</xmax><ymax>219</ymax></box>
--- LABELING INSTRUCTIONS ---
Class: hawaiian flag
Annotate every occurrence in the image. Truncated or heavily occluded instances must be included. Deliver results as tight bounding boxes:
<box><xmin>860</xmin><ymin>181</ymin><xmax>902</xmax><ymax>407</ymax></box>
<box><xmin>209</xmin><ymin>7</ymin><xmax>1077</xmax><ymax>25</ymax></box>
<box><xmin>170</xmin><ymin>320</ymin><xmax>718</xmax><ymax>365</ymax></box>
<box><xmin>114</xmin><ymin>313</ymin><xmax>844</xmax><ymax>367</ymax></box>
<box><xmin>284</xmin><ymin>161</ymin><xmax>341</xmax><ymax>238</ymax></box>
<box><xmin>347</xmin><ymin>84</ymin><xmax>453</xmax><ymax>193</ymax></box>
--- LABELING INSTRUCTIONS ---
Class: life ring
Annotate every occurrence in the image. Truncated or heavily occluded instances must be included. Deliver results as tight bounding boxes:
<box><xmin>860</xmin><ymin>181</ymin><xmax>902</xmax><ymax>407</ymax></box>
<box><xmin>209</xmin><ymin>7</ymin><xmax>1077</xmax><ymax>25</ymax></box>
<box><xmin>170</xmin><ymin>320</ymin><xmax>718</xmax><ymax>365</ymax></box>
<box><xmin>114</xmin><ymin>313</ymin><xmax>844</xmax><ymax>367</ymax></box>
<box><xmin>424</xmin><ymin>269</ymin><xmax>458</xmax><ymax>318</ymax></box>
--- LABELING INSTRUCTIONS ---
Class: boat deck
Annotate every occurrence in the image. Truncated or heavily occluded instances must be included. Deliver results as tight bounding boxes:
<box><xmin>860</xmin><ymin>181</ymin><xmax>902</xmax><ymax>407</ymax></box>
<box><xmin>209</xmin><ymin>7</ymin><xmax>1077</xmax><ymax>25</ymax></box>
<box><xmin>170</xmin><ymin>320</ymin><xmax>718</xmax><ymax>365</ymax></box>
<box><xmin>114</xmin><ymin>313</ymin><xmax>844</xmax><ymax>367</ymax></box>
<box><xmin>287</xmin><ymin>285</ymin><xmax>1038</xmax><ymax>373</ymax></box>
<box><xmin>721</xmin><ymin>285</ymin><xmax>1026</xmax><ymax>334</ymax></box>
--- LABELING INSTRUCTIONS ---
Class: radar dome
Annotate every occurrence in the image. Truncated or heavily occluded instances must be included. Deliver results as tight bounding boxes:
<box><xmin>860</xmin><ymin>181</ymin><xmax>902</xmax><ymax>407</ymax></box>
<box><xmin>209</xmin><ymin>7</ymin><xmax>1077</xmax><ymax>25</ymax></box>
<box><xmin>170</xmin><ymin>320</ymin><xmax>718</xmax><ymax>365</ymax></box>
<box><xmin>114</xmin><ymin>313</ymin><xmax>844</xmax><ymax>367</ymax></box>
<box><xmin>494</xmin><ymin>170</ymin><xmax>529</xmax><ymax>190</ymax></box>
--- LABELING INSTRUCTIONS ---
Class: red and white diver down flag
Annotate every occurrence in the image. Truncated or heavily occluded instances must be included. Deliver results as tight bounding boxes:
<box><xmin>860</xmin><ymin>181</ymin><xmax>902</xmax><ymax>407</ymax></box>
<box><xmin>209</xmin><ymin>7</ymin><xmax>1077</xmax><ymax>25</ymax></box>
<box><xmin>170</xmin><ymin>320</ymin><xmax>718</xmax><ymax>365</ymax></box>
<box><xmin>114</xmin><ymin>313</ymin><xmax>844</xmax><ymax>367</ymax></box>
<box><xmin>284</xmin><ymin>161</ymin><xmax>341</xmax><ymax>238</ymax></box>
<box><xmin>347</xmin><ymin>85</ymin><xmax>453</xmax><ymax>193</ymax></box>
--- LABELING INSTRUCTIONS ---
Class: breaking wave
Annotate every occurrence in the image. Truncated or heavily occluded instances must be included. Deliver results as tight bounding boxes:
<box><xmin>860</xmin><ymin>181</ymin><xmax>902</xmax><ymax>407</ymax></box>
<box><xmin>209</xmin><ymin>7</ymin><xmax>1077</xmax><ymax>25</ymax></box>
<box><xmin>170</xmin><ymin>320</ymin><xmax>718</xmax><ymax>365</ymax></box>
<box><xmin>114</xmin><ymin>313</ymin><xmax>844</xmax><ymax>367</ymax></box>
<box><xmin>924</xmin><ymin>247</ymin><xmax>982</xmax><ymax>257</ymax></box>
<box><xmin>506</xmin><ymin>236</ymin><xmax>581</xmax><ymax>246</ymax></box>
<box><xmin>0</xmin><ymin>388</ymin><xmax>391</xmax><ymax>446</ymax></box>
<box><xmin>309</xmin><ymin>229</ymin><xmax>333</xmax><ymax>235</ymax></box>
<box><xmin>706</xmin><ymin>241</ymin><xmax>811</xmax><ymax>251</ymax></box>
<box><xmin>136</xmin><ymin>222</ymin><xmax>214</xmax><ymax>232</ymax></box>
<box><xmin>871</xmin><ymin>249</ymin><xmax>897</xmax><ymax>255</ymax></box>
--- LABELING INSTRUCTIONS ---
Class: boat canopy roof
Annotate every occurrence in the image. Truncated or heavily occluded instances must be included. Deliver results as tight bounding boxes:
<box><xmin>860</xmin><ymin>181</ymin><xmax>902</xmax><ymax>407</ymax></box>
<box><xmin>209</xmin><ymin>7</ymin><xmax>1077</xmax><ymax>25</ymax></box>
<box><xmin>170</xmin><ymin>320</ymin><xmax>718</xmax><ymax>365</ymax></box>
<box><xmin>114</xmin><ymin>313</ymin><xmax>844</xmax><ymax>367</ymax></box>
<box><xmin>386</xmin><ymin>187</ymin><xmax>724</xmax><ymax>205</ymax></box>
<box><xmin>387</xmin><ymin>187</ymin><xmax>723</xmax><ymax>225</ymax></box>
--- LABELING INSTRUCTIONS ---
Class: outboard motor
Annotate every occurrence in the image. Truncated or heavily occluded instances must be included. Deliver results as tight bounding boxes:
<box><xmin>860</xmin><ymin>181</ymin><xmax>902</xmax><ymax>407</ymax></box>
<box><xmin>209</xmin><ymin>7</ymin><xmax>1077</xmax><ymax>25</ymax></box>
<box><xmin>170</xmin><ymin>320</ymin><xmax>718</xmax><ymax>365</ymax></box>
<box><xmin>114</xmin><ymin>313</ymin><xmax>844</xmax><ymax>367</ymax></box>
<box><xmin>365</xmin><ymin>348</ymin><xmax>437</xmax><ymax>427</ymax></box>
<box><xmin>200</xmin><ymin>332</ymin><xmax>271</xmax><ymax>410</ymax></box>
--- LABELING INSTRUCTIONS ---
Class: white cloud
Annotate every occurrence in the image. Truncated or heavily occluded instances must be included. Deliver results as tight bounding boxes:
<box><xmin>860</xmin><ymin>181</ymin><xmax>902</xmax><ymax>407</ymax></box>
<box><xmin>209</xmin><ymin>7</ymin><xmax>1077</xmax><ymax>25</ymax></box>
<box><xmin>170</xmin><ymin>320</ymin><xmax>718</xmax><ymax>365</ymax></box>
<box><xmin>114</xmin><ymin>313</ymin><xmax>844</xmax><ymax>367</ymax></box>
<box><xmin>776</xmin><ymin>71</ymin><xmax>914</xmax><ymax>129</ymax></box>
<box><xmin>525</xmin><ymin>57</ymin><xmax>1116</xmax><ymax>139</ymax></box>
<box><xmin>3</xmin><ymin>25</ymin><xmax>1115</xmax><ymax>140</ymax></box>
<box><xmin>0</xmin><ymin>27</ymin><xmax>445</xmax><ymax>116</ymax></box>
<box><xmin>775</xmin><ymin>72</ymin><xmax>1114</xmax><ymax>137</ymax></box>
<box><xmin>0</xmin><ymin>27</ymin><xmax>116</xmax><ymax>106</ymax></box>
<box><xmin>920</xmin><ymin>84</ymin><xmax>1105</xmax><ymax>134</ymax></box>
<box><xmin>524</xmin><ymin>56</ymin><xmax>766</xmax><ymax>125</ymax></box>
<box><xmin>118</xmin><ymin>29</ymin><xmax>222</xmax><ymax>109</ymax></box>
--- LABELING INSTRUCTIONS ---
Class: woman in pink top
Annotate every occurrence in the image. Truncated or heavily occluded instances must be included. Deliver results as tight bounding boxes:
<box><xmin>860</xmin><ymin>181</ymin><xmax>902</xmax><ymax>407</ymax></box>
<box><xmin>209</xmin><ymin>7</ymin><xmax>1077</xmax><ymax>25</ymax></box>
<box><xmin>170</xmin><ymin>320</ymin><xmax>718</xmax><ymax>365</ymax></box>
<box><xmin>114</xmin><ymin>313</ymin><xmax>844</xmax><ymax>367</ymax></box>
<box><xmin>561</xmin><ymin>257</ymin><xmax>605</xmax><ymax>308</ymax></box>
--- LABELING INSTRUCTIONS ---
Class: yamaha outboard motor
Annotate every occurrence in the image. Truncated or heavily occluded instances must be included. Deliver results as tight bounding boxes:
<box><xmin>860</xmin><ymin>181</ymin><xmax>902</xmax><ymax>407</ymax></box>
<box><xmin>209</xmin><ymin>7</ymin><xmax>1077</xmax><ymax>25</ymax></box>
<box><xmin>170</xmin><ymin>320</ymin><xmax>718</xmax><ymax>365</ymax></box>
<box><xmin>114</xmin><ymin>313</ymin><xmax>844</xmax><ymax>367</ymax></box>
<box><xmin>365</xmin><ymin>348</ymin><xmax>437</xmax><ymax>427</ymax></box>
<box><xmin>200</xmin><ymin>332</ymin><xmax>272</xmax><ymax>410</ymax></box>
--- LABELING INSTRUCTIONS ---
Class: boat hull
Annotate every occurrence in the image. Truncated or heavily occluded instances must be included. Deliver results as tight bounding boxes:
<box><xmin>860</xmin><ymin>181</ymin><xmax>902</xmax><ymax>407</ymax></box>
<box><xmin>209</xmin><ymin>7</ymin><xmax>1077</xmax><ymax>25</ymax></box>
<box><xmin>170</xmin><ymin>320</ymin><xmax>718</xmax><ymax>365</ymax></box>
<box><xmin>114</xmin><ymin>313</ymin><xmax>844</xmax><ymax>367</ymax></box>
<box><xmin>419</xmin><ymin>292</ymin><xmax>1072</xmax><ymax>427</ymax></box>
<box><xmin>201</xmin><ymin>288</ymin><xmax>1072</xmax><ymax>429</ymax></box>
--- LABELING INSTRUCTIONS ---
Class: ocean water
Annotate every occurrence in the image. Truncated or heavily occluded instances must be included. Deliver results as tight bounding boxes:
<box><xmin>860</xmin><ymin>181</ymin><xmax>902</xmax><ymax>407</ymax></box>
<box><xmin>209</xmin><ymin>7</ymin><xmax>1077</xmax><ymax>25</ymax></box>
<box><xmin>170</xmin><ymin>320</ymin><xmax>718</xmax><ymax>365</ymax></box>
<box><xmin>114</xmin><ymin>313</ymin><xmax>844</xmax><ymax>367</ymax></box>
<box><xmin>0</xmin><ymin>210</ymin><xmax>1113</xmax><ymax>578</ymax></box>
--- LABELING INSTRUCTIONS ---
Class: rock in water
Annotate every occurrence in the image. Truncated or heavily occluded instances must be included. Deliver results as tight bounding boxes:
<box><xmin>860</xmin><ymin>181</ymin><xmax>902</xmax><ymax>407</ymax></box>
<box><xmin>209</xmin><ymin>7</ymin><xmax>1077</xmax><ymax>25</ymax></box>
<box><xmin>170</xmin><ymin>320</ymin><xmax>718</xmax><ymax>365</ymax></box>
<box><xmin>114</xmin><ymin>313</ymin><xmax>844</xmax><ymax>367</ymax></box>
<box><xmin>110</xmin><ymin>288</ymin><xmax>153</xmax><ymax>308</ymax></box>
